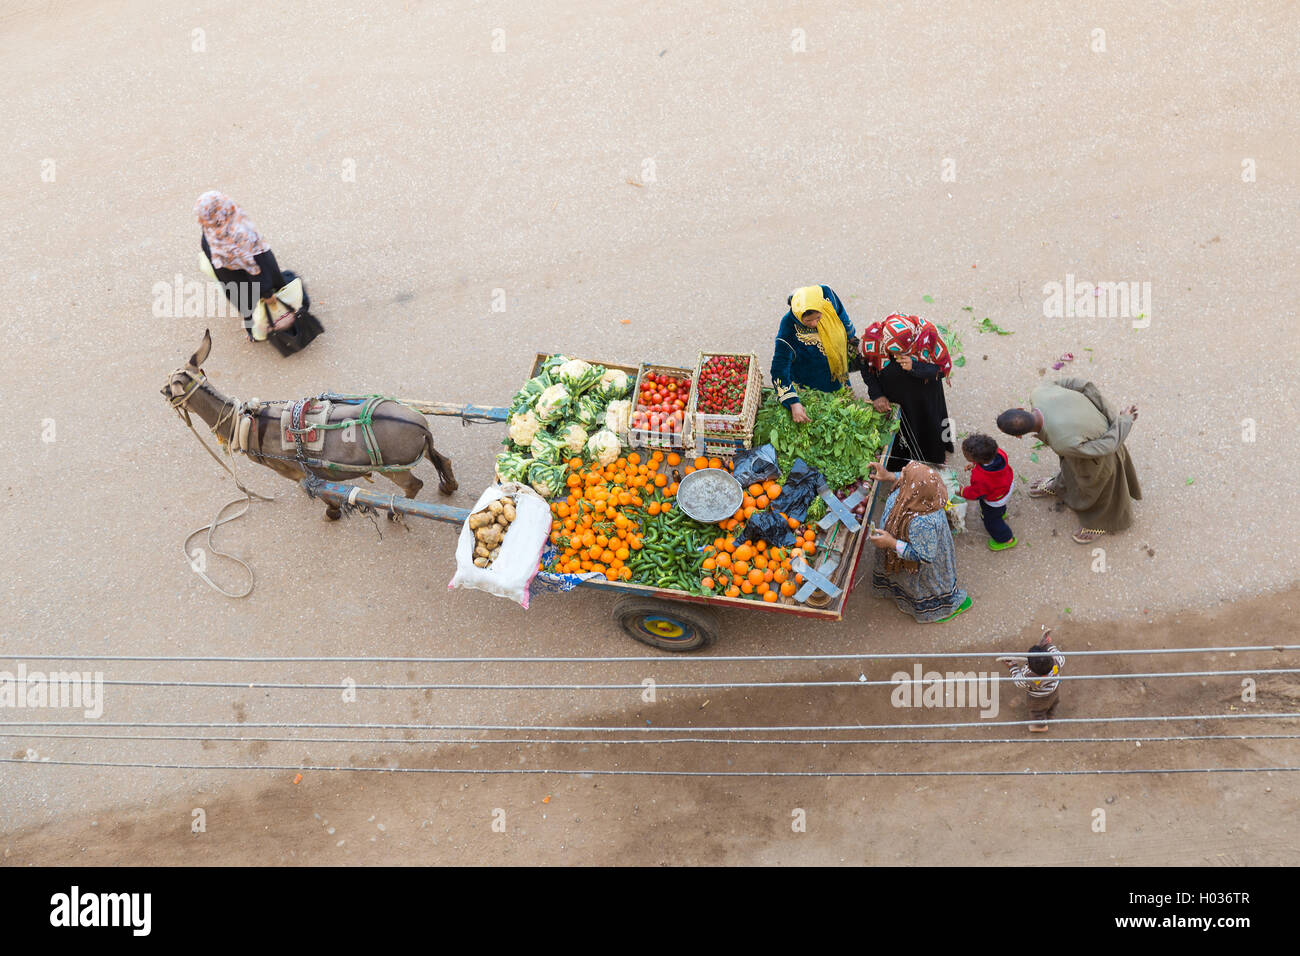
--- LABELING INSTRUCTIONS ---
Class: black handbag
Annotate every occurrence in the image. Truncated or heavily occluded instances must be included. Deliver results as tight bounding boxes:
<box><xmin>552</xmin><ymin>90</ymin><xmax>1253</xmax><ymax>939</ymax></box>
<box><xmin>265</xmin><ymin>273</ymin><xmax>324</xmax><ymax>356</ymax></box>
<box><xmin>268</xmin><ymin>309</ymin><xmax>324</xmax><ymax>356</ymax></box>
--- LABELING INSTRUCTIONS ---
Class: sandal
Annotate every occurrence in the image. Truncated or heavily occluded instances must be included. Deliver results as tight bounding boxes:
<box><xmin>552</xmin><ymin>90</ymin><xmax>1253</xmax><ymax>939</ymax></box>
<box><xmin>988</xmin><ymin>537</ymin><xmax>1017</xmax><ymax>551</ymax></box>
<box><xmin>1072</xmin><ymin>527</ymin><xmax>1106</xmax><ymax>544</ymax></box>
<box><xmin>1028</xmin><ymin>477</ymin><xmax>1058</xmax><ymax>499</ymax></box>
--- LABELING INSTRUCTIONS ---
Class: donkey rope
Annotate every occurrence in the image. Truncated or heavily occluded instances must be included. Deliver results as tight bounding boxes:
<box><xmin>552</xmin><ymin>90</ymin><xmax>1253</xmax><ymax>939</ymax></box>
<box><xmin>162</xmin><ymin>330</ymin><xmax>459</xmax><ymax>595</ymax></box>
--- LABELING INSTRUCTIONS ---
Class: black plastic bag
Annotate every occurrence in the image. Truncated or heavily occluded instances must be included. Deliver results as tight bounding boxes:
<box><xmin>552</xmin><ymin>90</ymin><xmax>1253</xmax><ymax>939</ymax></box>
<box><xmin>741</xmin><ymin>510</ymin><xmax>797</xmax><ymax>547</ymax></box>
<box><xmin>732</xmin><ymin>444</ymin><xmax>779</xmax><ymax>486</ymax></box>
<box><xmin>770</xmin><ymin>458</ymin><xmax>822</xmax><ymax>522</ymax></box>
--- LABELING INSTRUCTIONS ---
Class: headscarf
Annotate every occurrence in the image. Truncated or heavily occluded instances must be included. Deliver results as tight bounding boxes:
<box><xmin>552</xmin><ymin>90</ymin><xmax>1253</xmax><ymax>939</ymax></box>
<box><xmin>860</xmin><ymin>313</ymin><xmax>952</xmax><ymax>378</ymax></box>
<box><xmin>195</xmin><ymin>191</ymin><xmax>269</xmax><ymax>274</ymax></box>
<box><xmin>882</xmin><ymin>461</ymin><xmax>948</xmax><ymax>574</ymax></box>
<box><xmin>789</xmin><ymin>286</ymin><xmax>849</xmax><ymax>385</ymax></box>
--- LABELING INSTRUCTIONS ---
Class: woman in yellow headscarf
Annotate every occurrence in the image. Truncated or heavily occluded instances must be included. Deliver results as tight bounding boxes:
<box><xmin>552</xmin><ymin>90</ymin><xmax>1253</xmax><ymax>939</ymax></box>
<box><xmin>770</xmin><ymin>285</ymin><xmax>856</xmax><ymax>423</ymax></box>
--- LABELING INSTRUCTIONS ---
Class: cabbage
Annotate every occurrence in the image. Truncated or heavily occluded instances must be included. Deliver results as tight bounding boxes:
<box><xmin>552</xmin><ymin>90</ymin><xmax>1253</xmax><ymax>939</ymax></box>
<box><xmin>572</xmin><ymin>393</ymin><xmax>606</xmax><ymax>428</ymax></box>
<box><xmin>556</xmin><ymin>422</ymin><xmax>588</xmax><ymax>455</ymax></box>
<box><xmin>529</xmin><ymin>429</ymin><xmax>568</xmax><ymax>464</ymax></box>
<box><xmin>556</xmin><ymin>359</ymin><xmax>603</xmax><ymax>395</ymax></box>
<box><xmin>604</xmin><ymin>399</ymin><xmax>631</xmax><ymax>435</ymax></box>
<box><xmin>534</xmin><ymin>383</ymin><xmax>572</xmax><ymax>423</ymax></box>
<box><xmin>495</xmin><ymin>451</ymin><xmax>531</xmax><ymax>484</ymax></box>
<box><xmin>585</xmin><ymin>429</ymin><xmax>621</xmax><ymax>466</ymax></box>
<box><xmin>598</xmin><ymin>368</ymin><xmax>632</xmax><ymax>399</ymax></box>
<box><xmin>510</xmin><ymin>374</ymin><xmax>550</xmax><ymax>413</ymax></box>
<box><xmin>528</xmin><ymin>461</ymin><xmax>567</xmax><ymax>499</ymax></box>
<box><xmin>507</xmin><ymin>409</ymin><xmax>541</xmax><ymax>447</ymax></box>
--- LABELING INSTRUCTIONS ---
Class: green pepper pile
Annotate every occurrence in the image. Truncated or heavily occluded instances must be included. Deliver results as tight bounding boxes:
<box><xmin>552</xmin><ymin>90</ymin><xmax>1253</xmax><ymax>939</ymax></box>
<box><xmin>625</xmin><ymin>498</ymin><xmax>715</xmax><ymax>594</ymax></box>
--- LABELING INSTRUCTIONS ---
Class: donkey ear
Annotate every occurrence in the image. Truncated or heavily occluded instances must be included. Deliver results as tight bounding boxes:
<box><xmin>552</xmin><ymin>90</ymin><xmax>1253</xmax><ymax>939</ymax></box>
<box><xmin>190</xmin><ymin>329</ymin><xmax>212</xmax><ymax>368</ymax></box>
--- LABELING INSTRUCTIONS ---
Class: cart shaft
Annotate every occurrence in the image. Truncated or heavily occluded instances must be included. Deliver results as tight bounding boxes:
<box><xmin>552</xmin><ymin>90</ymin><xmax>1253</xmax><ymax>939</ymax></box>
<box><xmin>304</xmin><ymin>479</ymin><xmax>472</xmax><ymax>525</ymax></box>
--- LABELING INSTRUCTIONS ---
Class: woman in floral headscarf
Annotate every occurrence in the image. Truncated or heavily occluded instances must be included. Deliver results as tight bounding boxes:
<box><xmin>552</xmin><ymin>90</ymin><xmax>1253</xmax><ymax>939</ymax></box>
<box><xmin>858</xmin><ymin>313</ymin><xmax>954</xmax><ymax>471</ymax></box>
<box><xmin>195</xmin><ymin>191</ymin><xmax>320</xmax><ymax>350</ymax></box>
<box><xmin>866</xmin><ymin>460</ymin><xmax>970</xmax><ymax>623</ymax></box>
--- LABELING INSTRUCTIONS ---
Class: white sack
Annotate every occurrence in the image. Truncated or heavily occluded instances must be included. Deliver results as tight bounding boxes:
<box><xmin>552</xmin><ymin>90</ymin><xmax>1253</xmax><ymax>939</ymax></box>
<box><xmin>448</xmin><ymin>482</ymin><xmax>550</xmax><ymax>608</ymax></box>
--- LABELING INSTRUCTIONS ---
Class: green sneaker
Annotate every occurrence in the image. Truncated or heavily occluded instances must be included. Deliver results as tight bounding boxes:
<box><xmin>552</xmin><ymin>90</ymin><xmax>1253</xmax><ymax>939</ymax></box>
<box><xmin>934</xmin><ymin>594</ymin><xmax>973</xmax><ymax>623</ymax></box>
<box><xmin>988</xmin><ymin>537</ymin><xmax>1018</xmax><ymax>552</ymax></box>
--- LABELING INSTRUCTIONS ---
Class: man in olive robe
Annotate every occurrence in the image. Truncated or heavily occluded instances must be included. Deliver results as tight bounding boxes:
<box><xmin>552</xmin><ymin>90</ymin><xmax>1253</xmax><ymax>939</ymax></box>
<box><xmin>997</xmin><ymin>378</ymin><xmax>1141</xmax><ymax>543</ymax></box>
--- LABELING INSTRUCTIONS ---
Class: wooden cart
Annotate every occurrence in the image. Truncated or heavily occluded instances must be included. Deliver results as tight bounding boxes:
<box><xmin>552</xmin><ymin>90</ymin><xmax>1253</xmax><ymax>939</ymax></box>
<box><xmin>304</xmin><ymin>355</ymin><xmax>895</xmax><ymax>652</ymax></box>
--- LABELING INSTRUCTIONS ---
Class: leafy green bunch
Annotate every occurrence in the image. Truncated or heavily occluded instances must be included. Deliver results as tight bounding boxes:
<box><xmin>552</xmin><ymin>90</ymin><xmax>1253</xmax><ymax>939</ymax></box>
<box><xmin>753</xmin><ymin>388</ymin><xmax>898</xmax><ymax>490</ymax></box>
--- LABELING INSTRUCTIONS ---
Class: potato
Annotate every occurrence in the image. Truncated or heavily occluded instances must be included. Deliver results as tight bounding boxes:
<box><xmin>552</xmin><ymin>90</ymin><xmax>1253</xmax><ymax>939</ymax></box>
<box><xmin>476</xmin><ymin>524</ymin><xmax>503</xmax><ymax>549</ymax></box>
<box><xmin>495</xmin><ymin>513</ymin><xmax>511</xmax><ymax>528</ymax></box>
<box><xmin>502</xmin><ymin>503</ymin><xmax>517</xmax><ymax>523</ymax></box>
<box><xmin>473</xmin><ymin>556</ymin><xmax>489</xmax><ymax>568</ymax></box>
<box><xmin>487</xmin><ymin>500</ymin><xmax>504</xmax><ymax>515</ymax></box>
<box><xmin>468</xmin><ymin>511</ymin><xmax>493</xmax><ymax>530</ymax></box>
<box><xmin>474</xmin><ymin>543</ymin><xmax>491</xmax><ymax>559</ymax></box>
<box><xmin>489</xmin><ymin>548</ymin><xmax>500</xmax><ymax>561</ymax></box>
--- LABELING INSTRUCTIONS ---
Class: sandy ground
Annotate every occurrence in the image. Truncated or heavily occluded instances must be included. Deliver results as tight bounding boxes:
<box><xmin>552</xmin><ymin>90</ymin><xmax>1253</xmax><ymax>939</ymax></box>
<box><xmin>0</xmin><ymin>0</ymin><xmax>1297</xmax><ymax>864</ymax></box>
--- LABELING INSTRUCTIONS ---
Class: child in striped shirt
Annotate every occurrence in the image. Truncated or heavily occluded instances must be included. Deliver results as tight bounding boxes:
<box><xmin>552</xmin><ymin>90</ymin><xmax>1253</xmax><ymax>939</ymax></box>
<box><xmin>998</xmin><ymin>629</ymin><xmax>1065</xmax><ymax>733</ymax></box>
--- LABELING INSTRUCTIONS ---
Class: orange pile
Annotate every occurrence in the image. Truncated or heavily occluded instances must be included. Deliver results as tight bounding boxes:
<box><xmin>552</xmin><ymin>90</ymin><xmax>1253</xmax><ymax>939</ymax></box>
<box><xmin>547</xmin><ymin>451</ymin><xmax>679</xmax><ymax>581</ymax></box>
<box><xmin>700</xmin><ymin>525</ymin><xmax>818</xmax><ymax>603</ymax></box>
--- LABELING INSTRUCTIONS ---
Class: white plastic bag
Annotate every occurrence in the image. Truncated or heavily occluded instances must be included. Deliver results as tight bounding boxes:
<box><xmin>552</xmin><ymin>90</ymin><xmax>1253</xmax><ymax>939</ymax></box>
<box><xmin>939</xmin><ymin>467</ymin><xmax>968</xmax><ymax>535</ymax></box>
<box><xmin>448</xmin><ymin>483</ymin><xmax>550</xmax><ymax>608</ymax></box>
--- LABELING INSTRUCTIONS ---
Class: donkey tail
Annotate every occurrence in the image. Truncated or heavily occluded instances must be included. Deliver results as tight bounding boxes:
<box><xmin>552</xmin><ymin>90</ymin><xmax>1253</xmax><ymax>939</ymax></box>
<box><xmin>424</xmin><ymin>430</ymin><xmax>458</xmax><ymax>495</ymax></box>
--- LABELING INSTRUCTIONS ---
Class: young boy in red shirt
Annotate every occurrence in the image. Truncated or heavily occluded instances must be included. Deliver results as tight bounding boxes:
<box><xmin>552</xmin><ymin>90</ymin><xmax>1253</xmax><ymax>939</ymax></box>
<box><xmin>960</xmin><ymin>433</ymin><xmax>1016</xmax><ymax>551</ymax></box>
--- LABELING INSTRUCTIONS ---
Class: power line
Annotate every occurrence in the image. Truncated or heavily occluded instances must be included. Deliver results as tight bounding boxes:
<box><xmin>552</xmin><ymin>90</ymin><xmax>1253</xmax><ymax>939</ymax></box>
<box><xmin>3</xmin><ymin>756</ymin><xmax>1296</xmax><ymax>778</ymax></box>
<box><xmin>5</xmin><ymin>645</ymin><xmax>1295</xmax><ymax>663</ymax></box>
<box><xmin>2</xmin><ymin>712</ymin><xmax>1296</xmax><ymax>732</ymax></box>
<box><xmin>5</xmin><ymin>731</ymin><xmax>1299</xmax><ymax>746</ymax></box>
<box><xmin>3</xmin><ymin>668</ymin><xmax>1294</xmax><ymax>691</ymax></box>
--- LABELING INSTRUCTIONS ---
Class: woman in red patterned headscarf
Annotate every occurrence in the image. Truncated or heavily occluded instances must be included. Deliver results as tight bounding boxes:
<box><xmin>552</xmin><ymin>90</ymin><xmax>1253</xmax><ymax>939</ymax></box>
<box><xmin>858</xmin><ymin>314</ymin><xmax>954</xmax><ymax>471</ymax></box>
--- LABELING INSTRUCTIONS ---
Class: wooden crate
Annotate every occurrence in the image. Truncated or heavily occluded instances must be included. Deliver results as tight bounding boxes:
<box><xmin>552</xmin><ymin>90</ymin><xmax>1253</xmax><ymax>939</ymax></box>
<box><xmin>627</xmin><ymin>362</ymin><xmax>695</xmax><ymax>450</ymax></box>
<box><xmin>690</xmin><ymin>351</ymin><xmax>761</xmax><ymax>438</ymax></box>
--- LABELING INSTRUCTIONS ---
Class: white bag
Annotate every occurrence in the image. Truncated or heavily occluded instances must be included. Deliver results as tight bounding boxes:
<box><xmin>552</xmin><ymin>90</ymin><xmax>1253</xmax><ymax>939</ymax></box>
<box><xmin>448</xmin><ymin>482</ymin><xmax>550</xmax><ymax>608</ymax></box>
<box><xmin>938</xmin><ymin>467</ymin><xmax>968</xmax><ymax>534</ymax></box>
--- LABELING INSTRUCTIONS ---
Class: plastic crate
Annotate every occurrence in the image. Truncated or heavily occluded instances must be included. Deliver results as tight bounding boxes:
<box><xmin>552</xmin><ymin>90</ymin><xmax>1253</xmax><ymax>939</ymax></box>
<box><xmin>690</xmin><ymin>351</ymin><xmax>762</xmax><ymax>443</ymax></box>
<box><xmin>627</xmin><ymin>362</ymin><xmax>695</xmax><ymax>450</ymax></box>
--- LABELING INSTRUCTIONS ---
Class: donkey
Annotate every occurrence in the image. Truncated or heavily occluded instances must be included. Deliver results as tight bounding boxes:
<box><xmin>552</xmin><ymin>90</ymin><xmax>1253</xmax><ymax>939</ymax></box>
<box><xmin>162</xmin><ymin>330</ymin><xmax>457</xmax><ymax>520</ymax></box>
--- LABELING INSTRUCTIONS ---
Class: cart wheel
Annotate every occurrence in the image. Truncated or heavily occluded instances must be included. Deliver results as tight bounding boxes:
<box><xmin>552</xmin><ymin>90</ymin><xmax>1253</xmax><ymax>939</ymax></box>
<box><xmin>612</xmin><ymin>596</ymin><xmax>719</xmax><ymax>652</ymax></box>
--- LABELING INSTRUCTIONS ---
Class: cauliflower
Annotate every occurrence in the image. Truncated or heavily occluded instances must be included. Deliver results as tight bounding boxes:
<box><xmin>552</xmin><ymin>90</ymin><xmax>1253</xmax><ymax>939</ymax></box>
<box><xmin>509</xmin><ymin>374</ymin><xmax>549</xmax><ymax>413</ymax></box>
<box><xmin>604</xmin><ymin>399</ymin><xmax>631</xmax><ymax>435</ymax></box>
<box><xmin>494</xmin><ymin>451</ymin><xmax>531</xmax><ymax>484</ymax></box>
<box><xmin>556</xmin><ymin>422</ymin><xmax>588</xmax><ymax>455</ymax></box>
<box><xmin>529</xmin><ymin>429</ymin><xmax>568</xmax><ymax>464</ymax></box>
<box><xmin>528</xmin><ymin>461</ymin><xmax>567</xmax><ymax>499</ymax></box>
<box><xmin>573</xmin><ymin>393</ymin><xmax>606</xmax><ymax>428</ymax></box>
<box><xmin>556</xmin><ymin>358</ymin><xmax>592</xmax><ymax>383</ymax></box>
<box><xmin>534</xmin><ymin>383</ymin><xmax>572</xmax><ymax>423</ymax></box>
<box><xmin>585</xmin><ymin>429</ymin><xmax>621</xmax><ymax>466</ymax></box>
<box><xmin>507</xmin><ymin>409</ymin><xmax>541</xmax><ymax>448</ymax></box>
<box><xmin>598</xmin><ymin>368</ymin><xmax>632</xmax><ymax>399</ymax></box>
<box><xmin>556</xmin><ymin>358</ymin><xmax>603</xmax><ymax>395</ymax></box>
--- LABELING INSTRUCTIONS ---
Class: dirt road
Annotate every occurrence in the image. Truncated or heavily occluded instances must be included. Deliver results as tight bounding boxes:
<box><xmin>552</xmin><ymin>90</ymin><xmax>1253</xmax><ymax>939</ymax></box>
<box><xmin>1</xmin><ymin>0</ymin><xmax>1297</xmax><ymax>864</ymax></box>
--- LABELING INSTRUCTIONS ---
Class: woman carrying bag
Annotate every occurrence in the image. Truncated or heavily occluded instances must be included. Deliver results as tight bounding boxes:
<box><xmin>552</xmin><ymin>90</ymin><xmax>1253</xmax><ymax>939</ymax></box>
<box><xmin>194</xmin><ymin>190</ymin><xmax>324</xmax><ymax>355</ymax></box>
